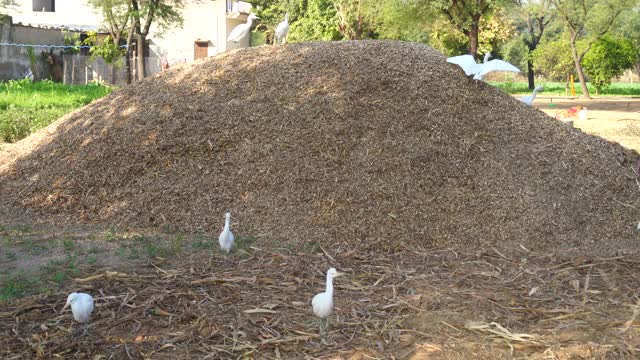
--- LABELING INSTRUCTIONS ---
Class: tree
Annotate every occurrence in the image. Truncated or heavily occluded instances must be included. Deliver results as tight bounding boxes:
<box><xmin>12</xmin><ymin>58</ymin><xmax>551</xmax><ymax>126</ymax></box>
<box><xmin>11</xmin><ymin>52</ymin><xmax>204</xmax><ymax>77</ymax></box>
<box><xmin>87</xmin><ymin>0</ymin><xmax>133</xmax><ymax>82</ymax></box>
<box><xmin>129</xmin><ymin>0</ymin><xmax>184</xmax><ymax>80</ymax></box>
<box><xmin>288</xmin><ymin>0</ymin><xmax>342</xmax><ymax>41</ymax></box>
<box><xmin>428</xmin><ymin>9</ymin><xmax>515</xmax><ymax>57</ymax></box>
<box><xmin>430</xmin><ymin>0</ymin><xmax>516</xmax><ymax>58</ymax></box>
<box><xmin>333</xmin><ymin>0</ymin><xmax>376</xmax><ymax>39</ymax></box>
<box><xmin>531</xmin><ymin>35</ymin><xmax>575</xmax><ymax>92</ymax></box>
<box><xmin>583</xmin><ymin>36</ymin><xmax>638</xmax><ymax>94</ymax></box>
<box><xmin>245</xmin><ymin>0</ymin><xmax>288</xmax><ymax>43</ymax></box>
<box><xmin>550</xmin><ymin>0</ymin><xmax>638</xmax><ymax>99</ymax></box>
<box><xmin>513</xmin><ymin>0</ymin><xmax>554</xmax><ymax>89</ymax></box>
<box><xmin>617</xmin><ymin>6</ymin><xmax>640</xmax><ymax>77</ymax></box>
<box><xmin>363</xmin><ymin>0</ymin><xmax>434</xmax><ymax>42</ymax></box>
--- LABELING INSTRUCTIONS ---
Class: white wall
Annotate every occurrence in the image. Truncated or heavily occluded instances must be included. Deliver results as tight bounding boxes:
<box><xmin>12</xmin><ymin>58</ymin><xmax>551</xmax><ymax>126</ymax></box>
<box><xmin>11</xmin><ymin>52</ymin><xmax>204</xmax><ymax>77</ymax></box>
<box><xmin>150</xmin><ymin>0</ymin><xmax>251</xmax><ymax>65</ymax></box>
<box><xmin>150</xmin><ymin>0</ymin><xmax>221</xmax><ymax>65</ymax></box>
<box><xmin>4</xmin><ymin>0</ymin><xmax>252</xmax><ymax>66</ymax></box>
<box><xmin>5</xmin><ymin>0</ymin><xmax>102</xmax><ymax>28</ymax></box>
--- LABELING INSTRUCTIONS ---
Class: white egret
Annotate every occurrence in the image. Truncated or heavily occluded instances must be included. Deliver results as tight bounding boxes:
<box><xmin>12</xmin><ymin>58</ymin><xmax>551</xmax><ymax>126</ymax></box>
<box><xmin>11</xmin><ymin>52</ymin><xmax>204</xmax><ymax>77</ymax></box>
<box><xmin>446</xmin><ymin>53</ymin><xmax>491</xmax><ymax>76</ymax></box>
<box><xmin>274</xmin><ymin>13</ymin><xmax>289</xmax><ymax>44</ymax></box>
<box><xmin>227</xmin><ymin>13</ymin><xmax>259</xmax><ymax>44</ymax></box>
<box><xmin>218</xmin><ymin>212</ymin><xmax>234</xmax><ymax>253</ymax></box>
<box><xmin>520</xmin><ymin>85</ymin><xmax>544</xmax><ymax>106</ymax></box>
<box><xmin>62</xmin><ymin>292</ymin><xmax>94</xmax><ymax>336</ymax></box>
<box><xmin>311</xmin><ymin>268</ymin><xmax>344</xmax><ymax>334</ymax></box>
<box><xmin>447</xmin><ymin>52</ymin><xmax>521</xmax><ymax>81</ymax></box>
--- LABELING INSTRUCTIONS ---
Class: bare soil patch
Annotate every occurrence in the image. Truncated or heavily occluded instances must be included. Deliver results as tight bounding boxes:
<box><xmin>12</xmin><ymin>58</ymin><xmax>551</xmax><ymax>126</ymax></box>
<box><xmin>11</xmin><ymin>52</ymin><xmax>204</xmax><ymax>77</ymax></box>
<box><xmin>534</xmin><ymin>97</ymin><xmax>640</xmax><ymax>153</ymax></box>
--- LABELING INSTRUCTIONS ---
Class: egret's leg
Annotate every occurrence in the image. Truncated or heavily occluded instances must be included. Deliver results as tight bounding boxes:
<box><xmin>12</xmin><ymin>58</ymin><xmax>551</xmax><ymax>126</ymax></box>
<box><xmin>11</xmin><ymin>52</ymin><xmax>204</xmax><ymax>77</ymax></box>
<box><xmin>82</xmin><ymin>323</ymin><xmax>89</xmax><ymax>336</ymax></box>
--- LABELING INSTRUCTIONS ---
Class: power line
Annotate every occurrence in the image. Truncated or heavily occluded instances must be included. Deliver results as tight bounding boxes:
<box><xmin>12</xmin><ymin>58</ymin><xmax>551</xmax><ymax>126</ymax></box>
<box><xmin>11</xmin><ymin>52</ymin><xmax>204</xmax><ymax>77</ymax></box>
<box><xmin>0</xmin><ymin>42</ymin><xmax>128</xmax><ymax>49</ymax></box>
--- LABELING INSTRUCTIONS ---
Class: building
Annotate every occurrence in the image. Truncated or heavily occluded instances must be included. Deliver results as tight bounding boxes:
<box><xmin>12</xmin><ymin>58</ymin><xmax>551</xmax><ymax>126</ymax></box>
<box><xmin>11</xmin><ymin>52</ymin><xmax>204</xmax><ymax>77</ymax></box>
<box><xmin>0</xmin><ymin>0</ymin><xmax>253</xmax><ymax>80</ymax></box>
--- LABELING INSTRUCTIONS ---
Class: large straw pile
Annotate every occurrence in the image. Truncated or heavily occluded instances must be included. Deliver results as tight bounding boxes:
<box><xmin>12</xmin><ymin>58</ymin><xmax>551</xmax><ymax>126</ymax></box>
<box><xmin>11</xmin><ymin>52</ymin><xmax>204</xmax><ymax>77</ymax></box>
<box><xmin>0</xmin><ymin>41</ymin><xmax>638</xmax><ymax>253</ymax></box>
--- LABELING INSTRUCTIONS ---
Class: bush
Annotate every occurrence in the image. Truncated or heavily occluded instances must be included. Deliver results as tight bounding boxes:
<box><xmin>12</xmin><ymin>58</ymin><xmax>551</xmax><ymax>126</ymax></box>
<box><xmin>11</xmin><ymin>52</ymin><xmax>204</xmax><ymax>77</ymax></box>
<box><xmin>583</xmin><ymin>36</ymin><xmax>638</xmax><ymax>94</ymax></box>
<box><xmin>531</xmin><ymin>37</ymin><xmax>575</xmax><ymax>82</ymax></box>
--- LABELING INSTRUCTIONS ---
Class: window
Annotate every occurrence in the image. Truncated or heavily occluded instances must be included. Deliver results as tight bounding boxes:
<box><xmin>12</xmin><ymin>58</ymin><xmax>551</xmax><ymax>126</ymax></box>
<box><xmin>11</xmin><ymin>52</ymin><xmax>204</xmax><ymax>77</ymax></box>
<box><xmin>33</xmin><ymin>0</ymin><xmax>55</xmax><ymax>12</ymax></box>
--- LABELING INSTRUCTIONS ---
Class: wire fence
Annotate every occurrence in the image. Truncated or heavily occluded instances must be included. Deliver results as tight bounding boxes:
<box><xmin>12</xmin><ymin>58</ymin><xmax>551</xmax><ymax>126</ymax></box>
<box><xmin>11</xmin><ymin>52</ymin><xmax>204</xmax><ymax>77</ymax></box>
<box><xmin>62</xmin><ymin>54</ymin><xmax>162</xmax><ymax>86</ymax></box>
<box><xmin>1</xmin><ymin>43</ymin><xmax>163</xmax><ymax>86</ymax></box>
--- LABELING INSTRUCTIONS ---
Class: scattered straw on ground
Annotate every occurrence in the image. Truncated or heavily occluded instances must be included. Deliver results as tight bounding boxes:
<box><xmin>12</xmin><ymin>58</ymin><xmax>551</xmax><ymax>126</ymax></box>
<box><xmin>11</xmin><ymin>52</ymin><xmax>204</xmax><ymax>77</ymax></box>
<box><xmin>1</xmin><ymin>246</ymin><xmax>639</xmax><ymax>359</ymax></box>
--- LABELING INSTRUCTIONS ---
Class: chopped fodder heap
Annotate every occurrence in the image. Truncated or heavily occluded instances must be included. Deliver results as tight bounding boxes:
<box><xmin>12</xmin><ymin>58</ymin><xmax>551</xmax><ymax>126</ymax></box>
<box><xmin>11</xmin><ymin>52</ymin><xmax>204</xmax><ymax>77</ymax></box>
<box><xmin>0</xmin><ymin>41</ymin><xmax>638</xmax><ymax>252</ymax></box>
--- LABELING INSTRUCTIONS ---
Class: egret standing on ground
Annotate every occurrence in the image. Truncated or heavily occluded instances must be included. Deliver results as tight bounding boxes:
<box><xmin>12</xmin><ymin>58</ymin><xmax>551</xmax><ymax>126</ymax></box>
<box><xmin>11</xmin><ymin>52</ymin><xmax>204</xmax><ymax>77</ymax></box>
<box><xmin>312</xmin><ymin>268</ymin><xmax>344</xmax><ymax>334</ymax></box>
<box><xmin>520</xmin><ymin>85</ymin><xmax>544</xmax><ymax>106</ymax></box>
<box><xmin>446</xmin><ymin>52</ymin><xmax>521</xmax><ymax>81</ymax></box>
<box><xmin>62</xmin><ymin>292</ymin><xmax>94</xmax><ymax>336</ymax></box>
<box><xmin>227</xmin><ymin>13</ymin><xmax>259</xmax><ymax>44</ymax></box>
<box><xmin>218</xmin><ymin>212</ymin><xmax>234</xmax><ymax>253</ymax></box>
<box><xmin>274</xmin><ymin>13</ymin><xmax>289</xmax><ymax>44</ymax></box>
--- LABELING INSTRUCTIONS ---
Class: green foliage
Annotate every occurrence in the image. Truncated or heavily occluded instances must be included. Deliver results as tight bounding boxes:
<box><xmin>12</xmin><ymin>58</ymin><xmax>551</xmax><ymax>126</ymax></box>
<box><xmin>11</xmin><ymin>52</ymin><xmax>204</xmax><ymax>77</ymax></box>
<box><xmin>501</xmin><ymin>37</ymin><xmax>529</xmax><ymax>72</ymax></box>
<box><xmin>130</xmin><ymin>0</ymin><xmax>185</xmax><ymax>36</ymax></box>
<box><xmin>333</xmin><ymin>0</ymin><xmax>377</xmax><ymax>39</ymax></box>
<box><xmin>0</xmin><ymin>80</ymin><xmax>112</xmax><ymax>143</ymax></box>
<box><xmin>428</xmin><ymin>19</ymin><xmax>469</xmax><ymax>55</ymax></box>
<box><xmin>477</xmin><ymin>10</ymin><xmax>516</xmax><ymax>54</ymax></box>
<box><xmin>84</xmin><ymin>32</ymin><xmax>125</xmax><ymax>66</ymax></box>
<box><xmin>583</xmin><ymin>36</ymin><xmax>638</xmax><ymax>94</ymax></box>
<box><xmin>532</xmin><ymin>36</ymin><xmax>575</xmax><ymax>81</ymax></box>
<box><xmin>617</xmin><ymin>7</ymin><xmax>640</xmax><ymax>48</ymax></box>
<box><xmin>491</xmin><ymin>81</ymin><xmax>640</xmax><ymax>96</ymax></box>
<box><xmin>62</xmin><ymin>29</ymin><xmax>82</xmax><ymax>54</ymax></box>
<box><xmin>364</xmin><ymin>0</ymin><xmax>433</xmax><ymax>42</ymax></box>
<box><xmin>288</xmin><ymin>0</ymin><xmax>342</xmax><ymax>41</ymax></box>
<box><xmin>429</xmin><ymin>10</ymin><xmax>516</xmax><ymax>57</ymax></box>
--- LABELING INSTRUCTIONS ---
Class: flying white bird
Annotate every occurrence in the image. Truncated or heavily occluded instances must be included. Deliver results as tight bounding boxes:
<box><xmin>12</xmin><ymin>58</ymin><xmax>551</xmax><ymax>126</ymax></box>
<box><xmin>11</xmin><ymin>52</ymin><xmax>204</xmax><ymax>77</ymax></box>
<box><xmin>447</xmin><ymin>52</ymin><xmax>521</xmax><ymax>81</ymax></box>
<box><xmin>218</xmin><ymin>212</ymin><xmax>234</xmax><ymax>253</ymax></box>
<box><xmin>62</xmin><ymin>292</ymin><xmax>94</xmax><ymax>336</ymax></box>
<box><xmin>446</xmin><ymin>52</ymin><xmax>491</xmax><ymax>76</ymax></box>
<box><xmin>311</xmin><ymin>268</ymin><xmax>344</xmax><ymax>334</ymax></box>
<box><xmin>275</xmin><ymin>13</ymin><xmax>289</xmax><ymax>44</ymax></box>
<box><xmin>227</xmin><ymin>13</ymin><xmax>259</xmax><ymax>43</ymax></box>
<box><xmin>520</xmin><ymin>85</ymin><xmax>544</xmax><ymax>106</ymax></box>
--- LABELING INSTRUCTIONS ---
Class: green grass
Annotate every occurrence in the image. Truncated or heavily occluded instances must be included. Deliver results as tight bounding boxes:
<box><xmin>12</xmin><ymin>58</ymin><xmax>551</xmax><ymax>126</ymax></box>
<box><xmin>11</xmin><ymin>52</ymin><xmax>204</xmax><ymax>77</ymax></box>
<box><xmin>0</xmin><ymin>79</ymin><xmax>112</xmax><ymax>143</ymax></box>
<box><xmin>0</xmin><ymin>272</ymin><xmax>40</xmax><ymax>301</ymax></box>
<box><xmin>490</xmin><ymin>81</ymin><xmax>640</xmax><ymax>96</ymax></box>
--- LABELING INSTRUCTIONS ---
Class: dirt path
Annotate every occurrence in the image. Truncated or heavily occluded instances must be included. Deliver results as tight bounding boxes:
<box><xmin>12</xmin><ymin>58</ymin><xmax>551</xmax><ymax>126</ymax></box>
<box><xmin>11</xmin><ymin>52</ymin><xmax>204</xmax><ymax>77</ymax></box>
<box><xmin>532</xmin><ymin>97</ymin><xmax>640</xmax><ymax>153</ymax></box>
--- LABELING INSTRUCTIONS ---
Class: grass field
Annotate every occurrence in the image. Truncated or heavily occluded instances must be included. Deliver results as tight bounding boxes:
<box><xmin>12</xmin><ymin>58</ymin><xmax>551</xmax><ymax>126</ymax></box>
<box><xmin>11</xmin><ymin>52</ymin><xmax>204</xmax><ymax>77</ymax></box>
<box><xmin>492</xmin><ymin>81</ymin><xmax>640</xmax><ymax>96</ymax></box>
<box><xmin>0</xmin><ymin>79</ymin><xmax>112</xmax><ymax>143</ymax></box>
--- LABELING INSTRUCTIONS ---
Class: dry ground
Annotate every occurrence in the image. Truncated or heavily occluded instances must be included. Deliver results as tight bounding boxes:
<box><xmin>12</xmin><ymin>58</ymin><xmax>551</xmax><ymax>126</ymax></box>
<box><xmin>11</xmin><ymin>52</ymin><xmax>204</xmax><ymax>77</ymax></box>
<box><xmin>532</xmin><ymin>97</ymin><xmax>640</xmax><ymax>153</ymax></box>
<box><xmin>1</xmin><ymin>217</ymin><xmax>639</xmax><ymax>359</ymax></box>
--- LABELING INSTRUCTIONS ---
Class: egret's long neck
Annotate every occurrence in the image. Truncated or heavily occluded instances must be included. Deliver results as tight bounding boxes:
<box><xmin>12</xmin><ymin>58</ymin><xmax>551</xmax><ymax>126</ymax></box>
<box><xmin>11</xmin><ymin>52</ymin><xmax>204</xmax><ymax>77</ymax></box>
<box><xmin>325</xmin><ymin>275</ymin><xmax>334</xmax><ymax>296</ymax></box>
<box><xmin>224</xmin><ymin>214</ymin><xmax>231</xmax><ymax>230</ymax></box>
<box><xmin>246</xmin><ymin>17</ymin><xmax>254</xmax><ymax>25</ymax></box>
<box><xmin>483</xmin><ymin>53</ymin><xmax>491</xmax><ymax>63</ymax></box>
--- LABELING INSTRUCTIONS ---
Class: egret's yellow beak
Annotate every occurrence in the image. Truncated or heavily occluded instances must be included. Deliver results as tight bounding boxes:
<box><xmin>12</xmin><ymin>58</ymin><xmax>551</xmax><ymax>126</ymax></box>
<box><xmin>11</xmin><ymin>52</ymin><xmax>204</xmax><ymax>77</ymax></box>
<box><xmin>334</xmin><ymin>272</ymin><xmax>345</xmax><ymax>278</ymax></box>
<box><xmin>61</xmin><ymin>303</ymin><xmax>69</xmax><ymax>313</ymax></box>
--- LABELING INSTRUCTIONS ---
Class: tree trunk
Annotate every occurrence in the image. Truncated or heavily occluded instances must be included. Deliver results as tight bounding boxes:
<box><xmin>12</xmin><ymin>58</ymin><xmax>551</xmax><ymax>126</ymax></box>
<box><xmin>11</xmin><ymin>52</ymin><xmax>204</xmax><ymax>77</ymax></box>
<box><xmin>136</xmin><ymin>34</ymin><xmax>145</xmax><ymax>80</ymax></box>
<box><xmin>527</xmin><ymin>59</ymin><xmax>535</xmax><ymax>90</ymax></box>
<box><xmin>467</xmin><ymin>21</ymin><xmax>480</xmax><ymax>58</ymax></box>
<box><xmin>125</xmin><ymin>46</ymin><xmax>132</xmax><ymax>84</ymax></box>
<box><xmin>569</xmin><ymin>31</ymin><xmax>590</xmax><ymax>99</ymax></box>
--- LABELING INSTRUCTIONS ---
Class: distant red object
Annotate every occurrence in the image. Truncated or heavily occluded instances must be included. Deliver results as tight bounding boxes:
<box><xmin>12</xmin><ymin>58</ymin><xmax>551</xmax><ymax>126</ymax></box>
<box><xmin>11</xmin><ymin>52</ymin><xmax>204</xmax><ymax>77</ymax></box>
<box><xmin>554</xmin><ymin>105</ymin><xmax>583</xmax><ymax>119</ymax></box>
